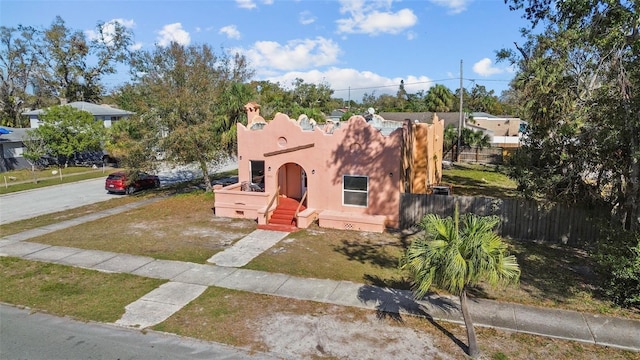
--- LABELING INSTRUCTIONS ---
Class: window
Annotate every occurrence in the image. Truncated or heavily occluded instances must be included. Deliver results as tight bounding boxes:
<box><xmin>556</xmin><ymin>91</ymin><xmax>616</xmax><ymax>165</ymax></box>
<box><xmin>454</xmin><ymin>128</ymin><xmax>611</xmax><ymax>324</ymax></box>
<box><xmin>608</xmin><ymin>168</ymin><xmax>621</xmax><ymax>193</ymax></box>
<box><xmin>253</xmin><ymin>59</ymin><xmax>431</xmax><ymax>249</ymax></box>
<box><xmin>343</xmin><ymin>175</ymin><xmax>368</xmax><ymax>207</ymax></box>
<box><xmin>250</xmin><ymin>160</ymin><xmax>265</xmax><ymax>191</ymax></box>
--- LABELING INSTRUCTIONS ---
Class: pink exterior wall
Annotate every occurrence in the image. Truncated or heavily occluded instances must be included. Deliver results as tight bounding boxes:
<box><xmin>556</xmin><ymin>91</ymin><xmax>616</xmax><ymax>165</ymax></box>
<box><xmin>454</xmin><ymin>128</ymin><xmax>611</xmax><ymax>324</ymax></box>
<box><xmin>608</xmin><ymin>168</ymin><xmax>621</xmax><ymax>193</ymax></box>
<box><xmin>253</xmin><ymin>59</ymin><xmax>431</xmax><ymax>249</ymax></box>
<box><xmin>232</xmin><ymin>112</ymin><xmax>403</xmax><ymax>228</ymax></box>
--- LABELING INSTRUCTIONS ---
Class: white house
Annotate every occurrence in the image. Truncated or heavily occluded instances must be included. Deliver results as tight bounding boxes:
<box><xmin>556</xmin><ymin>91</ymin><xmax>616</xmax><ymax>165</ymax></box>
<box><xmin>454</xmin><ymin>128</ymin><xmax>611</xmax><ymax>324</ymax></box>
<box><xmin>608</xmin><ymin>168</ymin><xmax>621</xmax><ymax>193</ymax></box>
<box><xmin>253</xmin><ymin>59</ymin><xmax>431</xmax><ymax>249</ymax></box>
<box><xmin>22</xmin><ymin>101</ymin><xmax>134</xmax><ymax>128</ymax></box>
<box><xmin>1</xmin><ymin>102</ymin><xmax>135</xmax><ymax>172</ymax></box>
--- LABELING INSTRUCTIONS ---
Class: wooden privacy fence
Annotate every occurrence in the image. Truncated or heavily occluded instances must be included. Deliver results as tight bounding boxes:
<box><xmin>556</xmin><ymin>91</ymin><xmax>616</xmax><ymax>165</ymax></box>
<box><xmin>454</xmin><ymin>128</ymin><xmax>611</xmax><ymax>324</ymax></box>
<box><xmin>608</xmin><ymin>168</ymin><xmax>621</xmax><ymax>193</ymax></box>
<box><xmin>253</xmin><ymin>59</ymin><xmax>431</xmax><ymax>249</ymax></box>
<box><xmin>399</xmin><ymin>194</ymin><xmax>606</xmax><ymax>245</ymax></box>
<box><xmin>443</xmin><ymin>147</ymin><xmax>504</xmax><ymax>164</ymax></box>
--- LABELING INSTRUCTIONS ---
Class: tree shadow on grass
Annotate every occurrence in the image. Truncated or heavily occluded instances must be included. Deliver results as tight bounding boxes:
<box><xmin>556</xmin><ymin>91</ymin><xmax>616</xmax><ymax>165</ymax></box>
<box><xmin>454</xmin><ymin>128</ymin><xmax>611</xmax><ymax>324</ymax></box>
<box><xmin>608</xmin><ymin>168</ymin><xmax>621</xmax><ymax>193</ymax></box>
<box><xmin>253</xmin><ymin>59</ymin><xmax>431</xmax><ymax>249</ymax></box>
<box><xmin>442</xmin><ymin>174</ymin><xmax>518</xmax><ymax>198</ymax></box>
<box><xmin>356</xmin><ymin>280</ymin><xmax>468</xmax><ymax>354</ymax></box>
<box><xmin>332</xmin><ymin>239</ymin><xmax>403</xmax><ymax>269</ymax></box>
<box><xmin>510</xmin><ymin>240</ymin><xmax>603</xmax><ymax>304</ymax></box>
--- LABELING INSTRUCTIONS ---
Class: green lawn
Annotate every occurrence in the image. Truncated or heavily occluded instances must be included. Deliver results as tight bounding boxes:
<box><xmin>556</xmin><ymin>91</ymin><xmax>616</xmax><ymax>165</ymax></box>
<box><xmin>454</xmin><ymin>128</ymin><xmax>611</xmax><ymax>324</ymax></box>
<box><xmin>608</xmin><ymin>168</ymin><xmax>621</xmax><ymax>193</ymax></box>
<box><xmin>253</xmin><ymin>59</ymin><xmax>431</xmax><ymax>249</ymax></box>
<box><xmin>442</xmin><ymin>162</ymin><xmax>519</xmax><ymax>198</ymax></box>
<box><xmin>0</xmin><ymin>166</ymin><xmax>118</xmax><ymax>194</ymax></box>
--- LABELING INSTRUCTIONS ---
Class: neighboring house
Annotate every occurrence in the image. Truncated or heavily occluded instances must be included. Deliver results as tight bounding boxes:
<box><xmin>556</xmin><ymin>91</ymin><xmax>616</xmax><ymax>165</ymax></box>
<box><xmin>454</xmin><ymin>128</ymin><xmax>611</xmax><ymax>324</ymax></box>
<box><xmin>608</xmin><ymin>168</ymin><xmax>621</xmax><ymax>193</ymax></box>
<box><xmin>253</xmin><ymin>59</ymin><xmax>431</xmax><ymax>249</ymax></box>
<box><xmin>380</xmin><ymin>111</ymin><xmax>464</xmax><ymax>128</ymax></box>
<box><xmin>0</xmin><ymin>127</ymin><xmax>30</xmax><ymax>172</ymax></box>
<box><xmin>470</xmin><ymin>112</ymin><xmax>524</xmax><ymax>149</ymax></box>
<box><xmin>213</xmin><ymin>102</ymin><xmax>444</xmax><ymax>233</ymax></box>
<box><xmin>22</xmin><ymin>101</ymin><xmax>134</xmax><ymax>128</ymax></box>
<box><xmin>328</xmin><ymin>109</ymin><xmax>347</xmax><ymax>122</ymax></box>
<box><xmin>381</xmin><ymin>111</ymin><xmax>525</xmax><ymax>148</ymax></box>
<box><xmin>17</xmin><ymin>101</ymin><xmax>134</xmax><ymax>168</ymax></box>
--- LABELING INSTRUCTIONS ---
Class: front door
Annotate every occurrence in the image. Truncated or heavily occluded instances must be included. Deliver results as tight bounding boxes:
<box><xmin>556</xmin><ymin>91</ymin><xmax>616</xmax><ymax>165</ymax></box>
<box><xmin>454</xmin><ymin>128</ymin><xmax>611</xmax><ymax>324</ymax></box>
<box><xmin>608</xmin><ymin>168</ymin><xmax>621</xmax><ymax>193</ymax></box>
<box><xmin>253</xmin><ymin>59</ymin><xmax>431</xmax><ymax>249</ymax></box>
<box><xmin>277</xmin><ymin>163</ymin><xmax>304</xmax><ymax>200</ymax></box>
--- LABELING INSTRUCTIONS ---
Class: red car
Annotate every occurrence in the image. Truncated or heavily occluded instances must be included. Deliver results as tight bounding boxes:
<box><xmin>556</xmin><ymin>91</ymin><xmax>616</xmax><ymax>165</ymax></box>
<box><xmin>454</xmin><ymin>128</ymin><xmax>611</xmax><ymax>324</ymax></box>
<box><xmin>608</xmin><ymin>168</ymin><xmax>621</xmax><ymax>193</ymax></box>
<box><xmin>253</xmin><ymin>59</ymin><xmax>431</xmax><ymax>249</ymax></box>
<box><xmin>105</xmin><ymin>171</ymin><xmax>160</xmax><ymax>195</ymax></box>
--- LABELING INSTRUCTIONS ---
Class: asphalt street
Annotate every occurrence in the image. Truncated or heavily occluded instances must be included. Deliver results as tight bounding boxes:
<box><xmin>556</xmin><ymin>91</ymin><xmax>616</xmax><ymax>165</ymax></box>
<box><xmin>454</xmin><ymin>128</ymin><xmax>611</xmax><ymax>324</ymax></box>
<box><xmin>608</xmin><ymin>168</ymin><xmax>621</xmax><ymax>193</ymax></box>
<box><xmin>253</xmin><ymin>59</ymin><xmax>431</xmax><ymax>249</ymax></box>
<box><xmin>0</xmin><ymin>178</ymin><xmax>112</xmax><ymax>225</ymax></box>
<box><xmin>0</xmin><ymin>304</ymin><xmax>283</xmax><ymax>360</ymax></box>
<box><xmin>0</xmin><ymin>159</ymin><xmax>238</xmax><ymax>226</ymax></box>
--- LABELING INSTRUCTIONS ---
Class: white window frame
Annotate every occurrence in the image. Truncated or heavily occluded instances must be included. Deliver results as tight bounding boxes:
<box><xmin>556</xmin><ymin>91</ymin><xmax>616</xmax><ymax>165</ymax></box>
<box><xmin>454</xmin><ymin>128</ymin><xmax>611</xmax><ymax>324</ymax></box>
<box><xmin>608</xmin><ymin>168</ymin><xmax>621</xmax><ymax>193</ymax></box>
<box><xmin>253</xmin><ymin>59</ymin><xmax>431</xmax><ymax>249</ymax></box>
<box><xmin>342</xmin><ymin>175</ymin><xmax>368</xmax><ymax>207</ymax></box>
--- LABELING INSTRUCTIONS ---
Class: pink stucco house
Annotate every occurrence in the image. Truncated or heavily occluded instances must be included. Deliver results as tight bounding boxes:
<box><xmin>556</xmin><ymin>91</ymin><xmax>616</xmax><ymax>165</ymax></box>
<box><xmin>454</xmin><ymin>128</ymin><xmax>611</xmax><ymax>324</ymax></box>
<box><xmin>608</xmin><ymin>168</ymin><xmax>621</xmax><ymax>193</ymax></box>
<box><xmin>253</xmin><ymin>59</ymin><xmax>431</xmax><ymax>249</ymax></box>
<box><xmin>213</xmin><ymin>103</ymin><xmax>444</xmax><ymax>233</ymax></box>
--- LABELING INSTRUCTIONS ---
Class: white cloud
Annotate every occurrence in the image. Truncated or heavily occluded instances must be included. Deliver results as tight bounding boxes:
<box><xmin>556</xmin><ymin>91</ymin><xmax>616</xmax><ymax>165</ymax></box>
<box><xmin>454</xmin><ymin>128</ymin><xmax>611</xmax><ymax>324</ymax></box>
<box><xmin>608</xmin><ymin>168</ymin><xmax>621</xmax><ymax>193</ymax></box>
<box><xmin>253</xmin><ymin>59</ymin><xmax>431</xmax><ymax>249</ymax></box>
<box><xmin>429</xmin><ymin>0</ymin><xmax>472</xmax><ymax>14</ymax></box>
<box><xmin>235</xmin><ymin>0</ymin><xmax>273</xmax><ymax>9</ymax></box>
<box><xmin>299</xmin><ymin>11</ymin><xmax>316</xmax><ymax>25</ymax></box>
<box><xmin>264</xmin><ymin>68</ymin><xmax>434</xmax><ymax>102</ymax></box>
<box><xmin>219</xmin><ymin>25</ymin><xmax>241</xmax><ymax>39</ymax></box>
<box><xmin>85</xmin><ymin>18</ymin><xmax>135</xmax><ymax>46</ymax></box>
<box><xmin>236</xmin><ymin>0</ymin><xmax>256</xmax><ymax>9</ymax></box>
<box><xmin>472</xmin><ymin>58</ymin><xmax>504</xmax><ymax>76</ymax></box>
<box><xmin>238</xmin><ymin>37</ymin><xmax>341</xmax><ymax>71</ymax></box>
<box><xmin>129</xmin><ymin>42</ymin><xmax>143</xmax><ymax>51</ymax></box>
<box><xmin>336</xmin><ymin>0</ymin><xmax>417</xmax><ymax>35</ymax></box>
<box><xmin>157</xmin><ymin>23</ymin><xmax>190</xmax><ymax>47</ymax></box>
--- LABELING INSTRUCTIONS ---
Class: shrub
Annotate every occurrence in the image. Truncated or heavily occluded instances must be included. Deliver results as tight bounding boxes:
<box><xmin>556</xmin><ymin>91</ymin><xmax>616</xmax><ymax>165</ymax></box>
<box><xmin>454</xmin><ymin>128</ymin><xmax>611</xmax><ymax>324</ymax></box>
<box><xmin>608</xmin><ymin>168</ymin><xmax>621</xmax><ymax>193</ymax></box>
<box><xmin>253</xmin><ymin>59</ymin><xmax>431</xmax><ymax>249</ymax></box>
<box><xmin>595</xmin><ymin>228</ymin><xmax>640</xmax><ymax>309</ymax></box>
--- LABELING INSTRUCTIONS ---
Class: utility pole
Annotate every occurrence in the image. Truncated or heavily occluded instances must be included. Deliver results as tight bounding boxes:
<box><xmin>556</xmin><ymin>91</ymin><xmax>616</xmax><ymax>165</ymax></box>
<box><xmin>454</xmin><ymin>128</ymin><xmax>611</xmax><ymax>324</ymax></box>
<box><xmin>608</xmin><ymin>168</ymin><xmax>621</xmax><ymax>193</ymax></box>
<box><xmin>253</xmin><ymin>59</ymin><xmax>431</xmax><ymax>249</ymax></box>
<box><xmin>456</xmin><ymin>60</ymin><xmax>463</xmax><ymax>162</ymax></box>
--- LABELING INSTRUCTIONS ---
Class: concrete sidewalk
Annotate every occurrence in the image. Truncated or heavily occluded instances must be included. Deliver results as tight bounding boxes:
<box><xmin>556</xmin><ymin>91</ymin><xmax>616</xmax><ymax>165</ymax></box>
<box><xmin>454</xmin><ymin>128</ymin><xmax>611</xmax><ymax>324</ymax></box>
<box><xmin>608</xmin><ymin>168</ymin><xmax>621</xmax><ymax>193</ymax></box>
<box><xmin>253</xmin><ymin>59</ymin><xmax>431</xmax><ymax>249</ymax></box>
<box><xmin>1</xmin><ymin>238</ymin><xmax>639</xmax><ymax>352</ymax></box>
<box><xmin>1</xmin><ymin>199</ymin><xmax>639</xmax><ymax>353</ymax></box>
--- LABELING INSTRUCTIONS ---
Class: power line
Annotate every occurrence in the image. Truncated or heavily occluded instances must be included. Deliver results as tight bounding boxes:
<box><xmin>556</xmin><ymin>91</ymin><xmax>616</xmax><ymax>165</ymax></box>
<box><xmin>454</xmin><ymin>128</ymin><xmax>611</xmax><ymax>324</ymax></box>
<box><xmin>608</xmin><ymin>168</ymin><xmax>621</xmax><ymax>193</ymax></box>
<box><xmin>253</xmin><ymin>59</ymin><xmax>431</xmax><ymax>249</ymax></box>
<box><xmin>332</xmin><ymin>78</ymin><xmax>457</xmax><ymax>92</ymax></box>
<box><xmin>332</xmin><ymin>77</ymin><xmax>512</xmax><ymax>94</ymax></box>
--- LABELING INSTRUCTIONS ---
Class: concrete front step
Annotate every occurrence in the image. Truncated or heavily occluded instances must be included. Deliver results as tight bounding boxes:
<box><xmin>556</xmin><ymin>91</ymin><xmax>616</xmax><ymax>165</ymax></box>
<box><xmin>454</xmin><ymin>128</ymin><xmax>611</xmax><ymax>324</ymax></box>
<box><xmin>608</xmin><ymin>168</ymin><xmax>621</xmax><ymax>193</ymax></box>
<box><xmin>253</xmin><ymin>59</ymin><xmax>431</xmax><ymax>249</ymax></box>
<box><xmin>268</xmin><ymin>198</ymin><xmax>305</xmax><ymax>227</ymax></box>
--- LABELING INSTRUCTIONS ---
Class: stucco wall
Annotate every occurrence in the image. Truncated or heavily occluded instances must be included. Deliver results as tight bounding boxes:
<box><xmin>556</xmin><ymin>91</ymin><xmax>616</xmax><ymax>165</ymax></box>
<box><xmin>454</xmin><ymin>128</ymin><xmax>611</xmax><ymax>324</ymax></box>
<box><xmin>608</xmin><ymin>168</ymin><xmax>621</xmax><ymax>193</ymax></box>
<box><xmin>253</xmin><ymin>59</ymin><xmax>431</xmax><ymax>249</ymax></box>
<box><xmin>237</xmin><ymin>113</ymin><xmax>403</xmax><ymax>227</ymax></box>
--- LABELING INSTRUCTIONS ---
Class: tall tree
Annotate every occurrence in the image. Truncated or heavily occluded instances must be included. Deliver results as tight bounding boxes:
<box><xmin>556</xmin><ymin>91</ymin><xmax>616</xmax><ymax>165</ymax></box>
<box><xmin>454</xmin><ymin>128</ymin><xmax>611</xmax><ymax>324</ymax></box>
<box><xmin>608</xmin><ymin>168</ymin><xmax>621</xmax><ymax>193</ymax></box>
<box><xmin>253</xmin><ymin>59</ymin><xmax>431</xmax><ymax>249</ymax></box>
<box><xmin>251</xmin><ymin>80</ymin><xmax>290</xmax><ymax>119</ymax></box>
<box><xmin>500</xmin><ymin>0</ymin><xmax>640</xmax><ymax>230</ymax></box>
<box><xmin>406</xmin><ymin>90</ymin><xmax>428</xmax><ymax>112</ymax></box>
<box><xmin>395</xmin><ymin>79</ymin><xmax>408</xmax><ymax>111</ymax></box>
<box><xmin>401</xmin><ymin>208</ymin><xmax>520</xmax><ymax>358</ymax></box>
<box><xmin>33</xmin><ymin>105</ymin><xmax>106</xmax><ymax>167</ymax></box>
<box><xmin>467</xmin><ymin>84</ymin><xmax>503</xmax><ymax>114</ymax></box>
<box><xmin>131</xmin><ymin>43</ymin><xmax>254</xmax><ymax>191</ymax></box>
<box><xmin>424</xmin><ymin>84</ymin><xmax>455</xmax><ymax>112</ymax></box>
<box><xmin>104</xmin><ymin>112</ymin><xmax>158</xmax><ymax>172</ymax></box>
<box><xmin>0</xmin><ymin>25</ymin><xmax>39</xmax><ymax>127</ymax></box>
<box><xmin>35</xmin><ymin>16</ymin><xmax>133</xmax><ymax>103</ymax></box>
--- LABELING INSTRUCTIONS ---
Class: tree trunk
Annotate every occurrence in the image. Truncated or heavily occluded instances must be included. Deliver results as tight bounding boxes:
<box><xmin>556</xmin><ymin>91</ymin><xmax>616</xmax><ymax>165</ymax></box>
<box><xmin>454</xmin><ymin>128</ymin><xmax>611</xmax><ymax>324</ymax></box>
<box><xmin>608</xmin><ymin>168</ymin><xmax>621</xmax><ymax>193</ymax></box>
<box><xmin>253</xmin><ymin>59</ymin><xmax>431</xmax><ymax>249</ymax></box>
<box><xmin>31</xmin><ymin>164</ymin><xmax>38</xmax><ymax>184</ymax></box>
<box><xmin>460</xmin><ymin>289</ymin><xmax>480</xmax><ymax>358</ymax></box>
<box><xmin>624</xmin><ymin>110</ymin><xmax>639</xmax><ymax>231</ymax></box>
<box><xmin>199</xmin><ymin>159</ymin><xmax>212</xmax><ymax>192</ymax></box>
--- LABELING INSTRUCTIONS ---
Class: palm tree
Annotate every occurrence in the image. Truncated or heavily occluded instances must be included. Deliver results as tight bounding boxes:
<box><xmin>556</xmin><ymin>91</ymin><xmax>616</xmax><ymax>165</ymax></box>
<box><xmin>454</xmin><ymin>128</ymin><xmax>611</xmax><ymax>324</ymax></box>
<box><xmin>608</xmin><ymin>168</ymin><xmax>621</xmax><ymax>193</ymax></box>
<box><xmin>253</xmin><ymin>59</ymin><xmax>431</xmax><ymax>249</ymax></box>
<box><xmin>461</xmin><ymin>128</ymin><xmax>491</xmax><ymax>162</ymax></box>
<box><xmin>443</xmin><ymin>124</ymin><xmax>458</xmax><ymax>160</ymax></box>
<box><xmin>424</xmin><ymin>84</ymin><xmax>455</xmax><ymax>112</ymax></box>
<box><xmin>401</xmin><ymin>207</ymin><xmax>520</xmax><ymax>358</ymax></box>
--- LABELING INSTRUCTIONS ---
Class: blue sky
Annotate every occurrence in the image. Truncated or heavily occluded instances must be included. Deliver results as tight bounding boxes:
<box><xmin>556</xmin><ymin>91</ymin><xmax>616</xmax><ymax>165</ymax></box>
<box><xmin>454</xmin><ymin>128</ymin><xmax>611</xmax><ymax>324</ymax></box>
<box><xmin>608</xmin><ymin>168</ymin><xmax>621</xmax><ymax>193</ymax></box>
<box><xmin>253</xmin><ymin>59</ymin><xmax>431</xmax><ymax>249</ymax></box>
<box><xmin>1</xmin><ymin>0</ymin><xmax>530</xmax><ymax>102</ymax></box>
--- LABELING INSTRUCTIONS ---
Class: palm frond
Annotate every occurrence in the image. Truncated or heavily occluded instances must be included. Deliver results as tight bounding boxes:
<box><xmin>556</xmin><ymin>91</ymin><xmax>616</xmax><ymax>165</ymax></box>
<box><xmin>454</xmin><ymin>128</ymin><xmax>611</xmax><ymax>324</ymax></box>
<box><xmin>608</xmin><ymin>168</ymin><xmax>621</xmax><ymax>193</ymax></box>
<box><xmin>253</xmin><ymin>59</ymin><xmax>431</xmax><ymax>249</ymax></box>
<box><xmin>402</xmin><ymin>207</ymin><xmax>520</xmax><ymax>298</ymax></box>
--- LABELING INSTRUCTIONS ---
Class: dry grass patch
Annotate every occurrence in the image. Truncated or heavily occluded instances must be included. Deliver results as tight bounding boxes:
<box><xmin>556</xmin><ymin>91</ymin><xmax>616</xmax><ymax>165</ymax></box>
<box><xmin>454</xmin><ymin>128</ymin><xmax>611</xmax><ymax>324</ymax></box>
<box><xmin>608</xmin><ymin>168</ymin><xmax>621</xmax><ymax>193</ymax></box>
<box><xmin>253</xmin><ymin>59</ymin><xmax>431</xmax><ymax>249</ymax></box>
<box><xmin>246</xmin><ymin>225</ymin><xmax>411</xmax><ymax>288</ymax></box>
<box><xmin>155</xmin><ymin>286</ymin><xmax>640</xmax><ymax>360</ymax></box>
<box><xmin>29</xmin><ymin>192</ymin><xmax>256</xmax><ymax>263</ymax></box>
<box><xmin>0</xmin><ymin>257</ymin><xmax>165</xmax><ymax>322</ymax></box>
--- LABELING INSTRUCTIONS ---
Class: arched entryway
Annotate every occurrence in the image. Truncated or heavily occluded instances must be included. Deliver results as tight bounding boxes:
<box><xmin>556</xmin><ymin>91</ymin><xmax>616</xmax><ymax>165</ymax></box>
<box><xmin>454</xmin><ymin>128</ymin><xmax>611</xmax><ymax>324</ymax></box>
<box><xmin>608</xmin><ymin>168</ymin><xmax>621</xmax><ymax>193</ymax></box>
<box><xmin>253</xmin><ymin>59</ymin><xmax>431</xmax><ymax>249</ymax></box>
<box><xmin>277</xmin><ymin>162</ymin><xmax>308</xmax><ymax>206</ymax></box>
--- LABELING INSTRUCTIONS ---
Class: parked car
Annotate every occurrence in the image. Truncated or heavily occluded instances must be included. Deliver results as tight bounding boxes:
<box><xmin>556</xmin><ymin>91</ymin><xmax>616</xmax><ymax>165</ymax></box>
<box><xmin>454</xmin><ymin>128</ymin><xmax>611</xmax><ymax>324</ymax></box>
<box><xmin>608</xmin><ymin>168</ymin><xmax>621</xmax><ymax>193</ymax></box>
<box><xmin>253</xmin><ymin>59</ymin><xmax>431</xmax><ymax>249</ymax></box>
<box><xmin>105</xmin><ymin>171</ymin><xmax>160</xmax><ymax>195</ymax></box>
